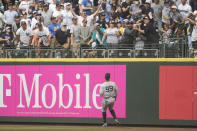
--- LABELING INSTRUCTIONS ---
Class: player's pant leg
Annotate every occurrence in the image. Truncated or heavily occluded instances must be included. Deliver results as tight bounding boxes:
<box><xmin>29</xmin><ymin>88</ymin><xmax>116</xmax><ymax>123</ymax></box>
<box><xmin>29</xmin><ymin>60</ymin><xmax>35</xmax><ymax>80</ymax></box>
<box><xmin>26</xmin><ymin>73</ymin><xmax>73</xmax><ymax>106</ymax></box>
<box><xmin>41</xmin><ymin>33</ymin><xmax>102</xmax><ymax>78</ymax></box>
<box><xmin>102</xmin><ymin>112</ymin><xmax>107</xmax><ymax>123</ymax></box>
<box><xmin>102</xmin><ymin>100</ymin><xmax>108</xmax><ymax>123</ymax></box>
<box><xmin>109</xmin><ymin>102</ymin><xmax>117</xmax><ymax>119</ymax></box>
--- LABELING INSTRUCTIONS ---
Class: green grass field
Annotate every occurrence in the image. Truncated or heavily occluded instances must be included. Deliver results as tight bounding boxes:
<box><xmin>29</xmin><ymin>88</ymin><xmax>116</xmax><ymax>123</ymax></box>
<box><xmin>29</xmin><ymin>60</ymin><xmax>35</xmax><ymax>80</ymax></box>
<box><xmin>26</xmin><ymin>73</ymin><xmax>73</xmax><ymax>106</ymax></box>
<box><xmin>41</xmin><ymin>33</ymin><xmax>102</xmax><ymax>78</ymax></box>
<box><xmin>0</xmin><ymin>127</ymin><xmax>162</xmax><ymax>131</ymax></box>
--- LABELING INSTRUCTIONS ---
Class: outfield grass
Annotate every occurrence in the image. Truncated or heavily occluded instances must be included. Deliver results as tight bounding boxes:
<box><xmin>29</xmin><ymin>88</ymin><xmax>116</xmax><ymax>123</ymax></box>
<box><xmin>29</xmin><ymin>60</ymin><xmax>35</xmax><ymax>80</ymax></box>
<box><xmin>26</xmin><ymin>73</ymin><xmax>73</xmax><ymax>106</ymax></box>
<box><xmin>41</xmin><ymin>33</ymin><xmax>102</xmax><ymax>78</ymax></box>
<box><xmin>0</xmin><ymin>127</ymin><xmax>161</xmax><ymax>131</ymax></box>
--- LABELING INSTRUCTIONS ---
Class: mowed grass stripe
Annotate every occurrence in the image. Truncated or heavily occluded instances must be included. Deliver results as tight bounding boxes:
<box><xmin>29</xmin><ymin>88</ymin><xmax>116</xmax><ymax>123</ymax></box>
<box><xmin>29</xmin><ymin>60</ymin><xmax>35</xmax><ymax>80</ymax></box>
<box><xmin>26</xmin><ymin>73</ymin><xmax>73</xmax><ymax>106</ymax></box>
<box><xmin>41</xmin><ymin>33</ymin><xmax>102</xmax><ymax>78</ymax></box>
<box><xmin>0</xmin><ymin>127</ymin><xmax>161</xmax><ymax>131</ymax></box>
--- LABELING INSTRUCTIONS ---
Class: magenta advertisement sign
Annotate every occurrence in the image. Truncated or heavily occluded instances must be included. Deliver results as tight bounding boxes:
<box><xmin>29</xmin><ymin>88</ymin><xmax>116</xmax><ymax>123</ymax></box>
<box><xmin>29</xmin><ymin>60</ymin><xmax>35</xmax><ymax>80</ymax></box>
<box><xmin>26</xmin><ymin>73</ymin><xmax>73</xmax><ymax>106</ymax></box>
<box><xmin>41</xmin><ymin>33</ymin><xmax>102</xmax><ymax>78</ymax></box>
<box><xmin>0</xmin><ymin>65</ymin><xmax>126</xmax><ymax>118</ymax></box>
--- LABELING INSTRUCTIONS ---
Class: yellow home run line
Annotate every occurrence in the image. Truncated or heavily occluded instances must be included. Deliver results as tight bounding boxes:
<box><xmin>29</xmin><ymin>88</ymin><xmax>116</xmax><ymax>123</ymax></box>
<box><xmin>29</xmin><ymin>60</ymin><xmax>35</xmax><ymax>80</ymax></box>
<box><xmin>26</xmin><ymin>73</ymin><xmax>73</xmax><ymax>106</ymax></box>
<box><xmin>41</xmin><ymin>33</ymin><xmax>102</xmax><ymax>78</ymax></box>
<box><xmin>0</xmin><ymin>58</ymin><xmax>197</xmax><ymax>62</ymax></box>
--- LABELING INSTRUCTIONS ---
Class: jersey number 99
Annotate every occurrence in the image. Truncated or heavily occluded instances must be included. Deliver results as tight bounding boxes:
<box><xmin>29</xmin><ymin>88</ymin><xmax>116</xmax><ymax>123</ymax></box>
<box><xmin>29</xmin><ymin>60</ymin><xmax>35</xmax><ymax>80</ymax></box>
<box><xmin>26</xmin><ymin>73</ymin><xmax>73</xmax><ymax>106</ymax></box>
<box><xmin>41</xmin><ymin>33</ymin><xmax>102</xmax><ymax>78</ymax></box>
<box><xmin>106</xmin><ymin>86</ymin><xmax>113</xmax><ymax>92</ymax></box>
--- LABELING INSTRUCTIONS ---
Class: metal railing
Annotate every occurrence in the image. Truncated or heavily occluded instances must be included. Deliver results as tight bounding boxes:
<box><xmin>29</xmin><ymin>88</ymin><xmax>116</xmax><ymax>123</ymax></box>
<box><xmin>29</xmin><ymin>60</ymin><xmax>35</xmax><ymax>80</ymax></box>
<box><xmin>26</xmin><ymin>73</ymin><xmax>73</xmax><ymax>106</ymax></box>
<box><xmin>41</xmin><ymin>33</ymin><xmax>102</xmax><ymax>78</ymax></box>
<box><xmin>0</xmin><ymin>37</ymin><xmax>194</xmax><ymax>58</ymax></box>
<box><xmin>160</xmin><ymin>37</ymin><xmax>188</xmax><ymax>58</ymax></box>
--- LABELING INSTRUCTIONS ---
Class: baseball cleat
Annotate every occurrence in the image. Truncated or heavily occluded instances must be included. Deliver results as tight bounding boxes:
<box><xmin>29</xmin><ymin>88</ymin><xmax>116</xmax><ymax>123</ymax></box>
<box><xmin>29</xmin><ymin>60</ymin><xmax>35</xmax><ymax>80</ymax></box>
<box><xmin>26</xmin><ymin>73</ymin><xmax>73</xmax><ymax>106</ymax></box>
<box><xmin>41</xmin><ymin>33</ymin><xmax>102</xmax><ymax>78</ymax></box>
<box><xmin>115</xmin><ymin>119</ymin><xmax>120</xmax><ymax>125</ymax></box>
<box><xmin>102</xmin><ymin>123</ymin><xmax>107</xmax><ymax>127</ymax></box>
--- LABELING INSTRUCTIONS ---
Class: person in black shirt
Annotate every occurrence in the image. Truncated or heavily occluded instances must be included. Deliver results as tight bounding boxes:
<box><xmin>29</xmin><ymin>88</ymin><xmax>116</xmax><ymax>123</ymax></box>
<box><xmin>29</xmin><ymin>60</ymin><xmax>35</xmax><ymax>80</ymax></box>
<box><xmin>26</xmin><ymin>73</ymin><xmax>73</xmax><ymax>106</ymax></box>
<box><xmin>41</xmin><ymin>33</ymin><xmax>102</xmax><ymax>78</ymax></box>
<box><xmin>120</xmin><ymin>22</ymin><xmax>137</xmax><ymax>47</ymax></box>
<box><xmin>120</xmin><ymin>0</ymin><xmax>131</xmax><ymax>19</ymax></box>
<box><xmin>72</xmin><ymin>0</ymin><xmax>80</xmax><ymax>15</ymax></box>
<box><xmin>55</xmin><ymin>22</ymin><xmax>71</xmax><ymax>49</ymax></box>
<box><xmin>135</xmin><ymin>16</ymin><xmax>159</xmax><ymax>48</ymax></box>
<box><xmin>141</xmin><ymin>0</ymin><xmax>154</xmax><ymax>16</ymax></box>
<box><xmin>97</xmin><ymin>13</ymin><xmax>108</xmax><ymax>28</ymax></box>
<box><xmin>190</xmin><ymin>0</ymin><xmax>197</xmax><ymax>11</ymax></box>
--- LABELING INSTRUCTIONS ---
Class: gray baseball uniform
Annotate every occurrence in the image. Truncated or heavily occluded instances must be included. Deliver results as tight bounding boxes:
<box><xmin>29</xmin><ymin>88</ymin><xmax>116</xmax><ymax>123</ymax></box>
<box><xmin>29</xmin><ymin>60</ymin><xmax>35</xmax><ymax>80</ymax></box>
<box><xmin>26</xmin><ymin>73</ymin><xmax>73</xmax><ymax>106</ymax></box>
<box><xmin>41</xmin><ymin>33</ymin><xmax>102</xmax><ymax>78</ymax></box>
<box><xmin>99</xmin><ymin>81</ymin><xmax>118</xmax><ymax>112</ymax></box>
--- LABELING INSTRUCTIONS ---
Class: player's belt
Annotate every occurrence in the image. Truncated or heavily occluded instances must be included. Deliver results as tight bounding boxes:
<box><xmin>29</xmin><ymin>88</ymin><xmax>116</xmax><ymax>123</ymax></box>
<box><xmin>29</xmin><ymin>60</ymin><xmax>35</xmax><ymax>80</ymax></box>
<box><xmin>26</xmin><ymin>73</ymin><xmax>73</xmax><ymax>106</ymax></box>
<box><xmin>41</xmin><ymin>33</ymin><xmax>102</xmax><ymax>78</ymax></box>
<box><xmin>104</xmin><ymin>96</ymin><xmax>115</xmax><ymax>99</ymax></box>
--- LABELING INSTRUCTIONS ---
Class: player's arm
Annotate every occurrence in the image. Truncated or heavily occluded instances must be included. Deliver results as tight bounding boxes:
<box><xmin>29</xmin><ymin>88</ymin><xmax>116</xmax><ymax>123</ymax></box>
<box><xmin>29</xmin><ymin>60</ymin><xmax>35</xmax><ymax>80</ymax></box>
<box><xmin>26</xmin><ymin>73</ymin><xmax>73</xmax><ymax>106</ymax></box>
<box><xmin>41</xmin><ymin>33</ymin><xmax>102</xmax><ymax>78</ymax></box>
<box><xmin>99</xmin><ymin>86</ymin><xmax>104</xmax><ymax>97</ymax></box>
<box><xmin>114</xmin><ymin>83</ymin><xmax>118</xmax><ymax>100</ymax></box>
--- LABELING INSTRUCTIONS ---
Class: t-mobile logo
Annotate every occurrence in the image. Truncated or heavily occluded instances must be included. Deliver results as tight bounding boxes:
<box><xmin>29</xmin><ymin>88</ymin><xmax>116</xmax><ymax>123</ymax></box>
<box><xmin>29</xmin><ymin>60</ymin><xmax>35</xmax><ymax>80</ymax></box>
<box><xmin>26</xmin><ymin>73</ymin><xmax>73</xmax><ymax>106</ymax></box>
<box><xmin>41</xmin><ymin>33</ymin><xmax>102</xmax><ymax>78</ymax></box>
<box><xmin>0</xmin><ymin>73</ymin><xmax>102</xmax><ymax>109</ymax></box>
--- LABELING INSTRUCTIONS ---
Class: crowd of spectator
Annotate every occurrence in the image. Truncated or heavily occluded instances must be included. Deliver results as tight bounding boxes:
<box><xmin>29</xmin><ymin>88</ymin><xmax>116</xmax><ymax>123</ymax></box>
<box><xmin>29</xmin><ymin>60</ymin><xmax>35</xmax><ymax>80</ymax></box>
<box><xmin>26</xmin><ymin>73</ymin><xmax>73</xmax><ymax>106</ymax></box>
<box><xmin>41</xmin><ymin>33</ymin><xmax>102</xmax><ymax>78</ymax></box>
<box><xmin>0</xmin><ymin>0</ymin><xmax>196</xmax><ymax>58</ymax></box>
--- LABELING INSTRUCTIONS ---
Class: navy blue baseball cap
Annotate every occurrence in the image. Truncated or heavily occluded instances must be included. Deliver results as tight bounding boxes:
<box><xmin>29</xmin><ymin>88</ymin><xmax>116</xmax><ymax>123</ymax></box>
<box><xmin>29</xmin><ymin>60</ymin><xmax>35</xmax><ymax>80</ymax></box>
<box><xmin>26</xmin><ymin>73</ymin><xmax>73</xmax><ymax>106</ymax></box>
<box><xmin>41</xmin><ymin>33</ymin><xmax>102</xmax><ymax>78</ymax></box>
<box><xmin>105</xmin><ymin>73</ymin><xmax>110</xmax><ymax>80</ymax></box>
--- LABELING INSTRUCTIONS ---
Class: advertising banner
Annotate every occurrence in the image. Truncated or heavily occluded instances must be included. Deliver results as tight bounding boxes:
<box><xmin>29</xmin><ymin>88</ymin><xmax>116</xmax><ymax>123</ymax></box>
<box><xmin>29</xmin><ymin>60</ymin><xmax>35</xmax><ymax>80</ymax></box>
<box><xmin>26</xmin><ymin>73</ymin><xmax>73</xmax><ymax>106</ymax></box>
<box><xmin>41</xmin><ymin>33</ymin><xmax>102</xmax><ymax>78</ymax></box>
<box><xmin>0</xmin><ymin>65</ymin><xmax>126</xmax><ymax>118</ymax></box>
<box><xmin>159</xmin><ymin>66</ymin><xmax>197</xmax><ymax>120</ymax></box>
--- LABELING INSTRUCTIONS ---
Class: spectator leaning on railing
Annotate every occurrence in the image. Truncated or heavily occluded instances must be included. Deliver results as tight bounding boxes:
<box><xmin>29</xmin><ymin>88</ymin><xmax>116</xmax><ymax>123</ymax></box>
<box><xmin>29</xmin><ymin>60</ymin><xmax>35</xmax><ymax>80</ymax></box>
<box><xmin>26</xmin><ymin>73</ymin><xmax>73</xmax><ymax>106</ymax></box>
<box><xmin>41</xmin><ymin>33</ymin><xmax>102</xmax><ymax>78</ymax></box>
<box><xmin>16</xmin><ymin>20</ymin><xmax>33</xmax><ymax>48</ymax></box>
<box><xmin>88</xmin><ymin>23</ymin><xmax>106</xmax><ymax>48</ymax></box>
<box><xmin>55</xmin><ymin>21</ymin><xmax>71</xmax><ymax>49</ymax></box>
<box><xmin>35</xmin><ymin>23</ymin><xmax>50</xmax><ymax>48</ymax></box>
<box><xmin>48</xmin><ymin>16</ymin><xmax>60</xmax><ymax>48</ymax></box>
<box><xmin>134</xmin><ymin>15</ymin><xmax>160</xmax><ymax>48</ymax></box>
<box><xmin>78</xmin><ymin>19</ymin><xmax>91</xmax><ymax>48</ymax></box>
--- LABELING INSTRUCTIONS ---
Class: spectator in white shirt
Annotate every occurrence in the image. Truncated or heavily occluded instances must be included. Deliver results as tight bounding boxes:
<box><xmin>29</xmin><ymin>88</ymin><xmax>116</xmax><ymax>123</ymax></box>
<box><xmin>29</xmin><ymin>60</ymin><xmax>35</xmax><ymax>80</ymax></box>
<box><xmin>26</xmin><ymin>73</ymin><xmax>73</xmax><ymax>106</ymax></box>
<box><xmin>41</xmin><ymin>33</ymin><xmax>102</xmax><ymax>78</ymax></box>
<box><xmin>178</xmin><ymin>0</ymin><xmax>192</xmax><ymax>23</ymax></box>
<box><xmin>162</xmin><ymin>0</ymin><xmax>171</xmax><ymax>25</ymax></box>
<box><xmin>71</xmin><ymin>4</ymin><xmax>101</xmax><ymax>26</ymax></box>
<box><xmin>36</xmin><ymin>23</ymin><xmax>50</xmax><ymax>47</ymax></box>
<box><xmin>19</xmin><ymin>0</ymin><xmax>33</xmax><ymax>14</ymax></box>
<box><xmin>31</xmin><ymin>11</ymin><xmax>42</xmax><ymax>29</ymax></box>
<box><xmin>4</xmin><ymin>3</ymin><xmax>18</xmax><ymax>25</ymax></box>
<box><xmin>46</xmin><ymin>0</ymin><xmax>53</xmax><ymax>4</ymax></box>
<box><xmin>41</xmin><ymin>3</ymin><xmax>53</xmax><ymax>27</ymax></box>
<box><xmin>174</xmin><ymin>0</ymin><xmax>190</xmax><ymax>6</ymax></box>
<box><xmin>52</xmin><ymin>3</ymin><xmax>62</xmax><ymax>18</ymax></box>
<box><xmin>188</xmin><ymin>11</ymin><xmax>197</xmax><ymax>48</ymax></box>
<box><xmin>20</xmin><ymin>12</ymin><xmax>32</xmax><ymax>28</ymax></box>
<box><xmin>61</xmin><ymin>3</ymin><xmax>73</xmax><ymax>29</ymax></box>
<box><xmin>49</xmin><ymin>0</ymin><xmax>57</xmax><ymax>12</ymax></box>
<box><xmin>178</xmin><ymin>0</ymin><xmax>192</xmax><ymax>48</ymax></box>
<box><xmin>16</xmin><ymin>21</ymin><xmax>33</xmax><ymax>47</ymax></box>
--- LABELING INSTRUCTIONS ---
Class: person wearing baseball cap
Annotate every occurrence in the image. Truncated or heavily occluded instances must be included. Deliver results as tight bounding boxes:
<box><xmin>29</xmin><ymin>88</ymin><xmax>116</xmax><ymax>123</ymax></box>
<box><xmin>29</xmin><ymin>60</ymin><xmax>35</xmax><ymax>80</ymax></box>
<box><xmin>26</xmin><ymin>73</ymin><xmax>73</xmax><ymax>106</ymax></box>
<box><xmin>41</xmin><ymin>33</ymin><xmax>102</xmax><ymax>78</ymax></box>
<box><xmin>170</xmin><ymin>5</ymin><xmax>183</xmax><ymax>24</ymax></box>
<box><xmin>16</xmin><ymin>19</ymin><xmax>33</xmax><ymax>47</ymax></box>
<box><xmin>31</xmin><ymin>10</ymin><xmax>42</xmax><ymax>30</ymax></box>
<box><xmin>42</xmin><ymin>3</ymin><xmax>52</xmax><ymax>27</ymax></box>
<box><xmin>178</xmin><ymin>0</ymin><xmax>192</xmax><ymax>24</ymax></box>
<box><xmin>35</xmin><ymin>23</ymin><xmax>50</xmax><ymax>48</ymax></box>
<box><xmin>101</xmin><ymin>20</ymin><xmax>119</xmax><ymax>57</ymax></box>
<box><xmin>43</xmin><ymin>3</ymin><xmax>49</xmax><ymax>7</ymax></box>
<box><xmin>48</xmin><ymin>16</ymin><xmax>60</xmax><ymax>39</ymax></box>
<box><xmin>12</xmin><ymin>16</ymin><xmax>21</xmax><ymax>34</ymax></box>
<box><xmin>162</xmin><ymin>0</ymin><xmax>171</xmax><ymax>25</ymax></box>
<box><xmin>20</xmin><ymin>20</ymin><xmax>27</xmax><ymax>26</ymax></box>
<box><xmin>87</xmin><ymin>22</ymin><xmax>106</xmax><ymax>48</ymax></box>
<box><xmin>97</xmin><ymin>13</ymin><xmax>107</xmax><ymax>28</ymax></box>
<box><xmin>72</xmin><ymin>16</ymin><xmax>78</xmax><ymax>20</ymax></box>
<box><xmin>99</xmin><ymin>73</ymin><xmax>120</xmax><ymax>127</ymax></box>
<box><xmin>48</xmin><ymin>16</ymin><xmax>60</xmax><ymax>48</ymax></box>
<box><xmin>64</xmin><ymin>2</ymin><xmax>71</xmax><ymax>7</ymax></box>
<box><xmin>61</xmin><ymin>2</ymin><xmax>73</xmax><ymax>28</ymax></box>
<box><xmin>70</xmin><ymin>2</ymin><xmax>100</xmax><ymax>26</ymax></box>
<box><xmin>55</xmin><ymin>21</ymin><xmax>70</xmax><ymax>49</ymax></box>
<box><xmin>151</xmin><ymin>0</ymin><xmax>163</xmax><ymax>30</ymax></box>
<box><xmin>135</xmin><ymin>14</ymin><xmax>159</xmax><ymax>48</ymax></box>
<box><xmin>78</xmin><ymin>18</ymin><xmax>91</xmax><ymax>49</ymax></box>
<box><xmin>142</xmin><ymin>0</ymin><xmax>154</xmax><ymax>16</ymax></box>
<box><xmin>4</xmin><ymin>3</ymin><xmax>18</xmax><ymax>26</ymax></box>
<box><xmin>0</xmin><ymin>26</ymin><xmax>13</xmax><ymax>48</ymax></box>
<box><xmin>171</xmin><ymin>5</ymin><xmax>177</xmax><ymax>10</ymax></box>
<box><xmin>145</xmin><ymin>0</ymin><xmax>151</xmax><ymax>4</ymax></box>
<box><xmin>52</xmin><ymin>3</ymin><xmax>62</xmax><ymax>18</ymax></box>
<box><xmin>70</xmin><ymin>16</ymin><xmax>80</xmax><ymax>58</ymax></box>
<box><xmin>120</xmin><ymin>21</ymin><xmax>136</xmax><ymax>47</ymax></box>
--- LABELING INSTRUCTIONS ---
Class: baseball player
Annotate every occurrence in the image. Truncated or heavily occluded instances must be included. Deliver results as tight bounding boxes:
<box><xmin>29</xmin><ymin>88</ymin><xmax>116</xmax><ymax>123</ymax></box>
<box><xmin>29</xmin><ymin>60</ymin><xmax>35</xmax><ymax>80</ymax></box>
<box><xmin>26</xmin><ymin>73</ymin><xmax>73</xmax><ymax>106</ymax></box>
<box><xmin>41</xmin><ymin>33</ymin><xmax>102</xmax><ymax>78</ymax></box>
<box><xmin>99</xmin><ymin>73</ymin><xmax>120</xmax><ymax>127</ymax></box>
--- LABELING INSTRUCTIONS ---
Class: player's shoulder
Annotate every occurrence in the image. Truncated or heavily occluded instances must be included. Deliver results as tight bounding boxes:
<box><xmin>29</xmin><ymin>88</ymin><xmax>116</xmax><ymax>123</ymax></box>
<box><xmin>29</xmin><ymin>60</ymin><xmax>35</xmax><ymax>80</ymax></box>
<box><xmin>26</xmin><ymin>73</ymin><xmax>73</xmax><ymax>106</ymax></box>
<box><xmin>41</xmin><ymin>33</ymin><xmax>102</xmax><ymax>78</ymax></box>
<box><xmin>109</xmin><ymin>81</ymin><xmax>116</xmax><ymax>85</ymax></box>
<box><xmin>101</xmin><ymin>81</ymin><xmax>107</xmax><ymax>86</ymax></box>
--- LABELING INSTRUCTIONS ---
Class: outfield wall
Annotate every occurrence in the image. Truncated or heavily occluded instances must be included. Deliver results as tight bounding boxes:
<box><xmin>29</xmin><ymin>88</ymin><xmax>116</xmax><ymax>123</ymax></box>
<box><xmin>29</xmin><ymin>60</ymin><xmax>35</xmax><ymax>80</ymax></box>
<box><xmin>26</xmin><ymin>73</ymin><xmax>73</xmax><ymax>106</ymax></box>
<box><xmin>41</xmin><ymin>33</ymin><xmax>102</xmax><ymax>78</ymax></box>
<box><xmin>0</xmin><ymin>58</ymin><xmax>197</xmax><ymax>126</ymax></box>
